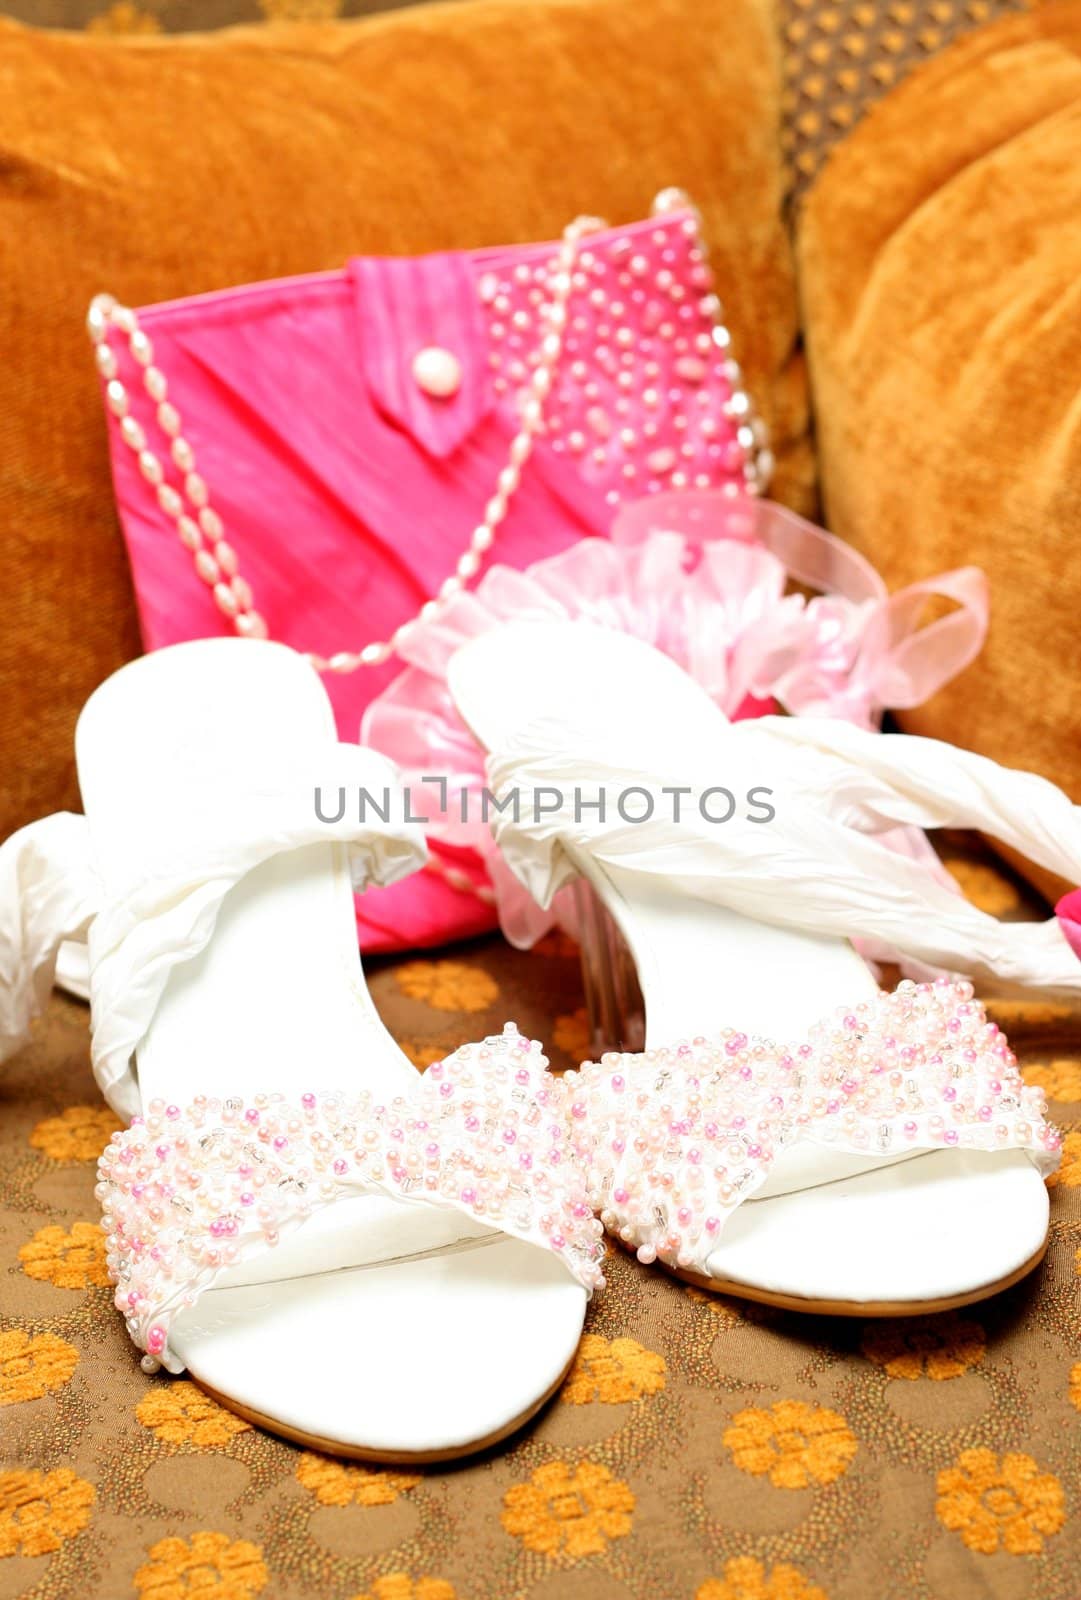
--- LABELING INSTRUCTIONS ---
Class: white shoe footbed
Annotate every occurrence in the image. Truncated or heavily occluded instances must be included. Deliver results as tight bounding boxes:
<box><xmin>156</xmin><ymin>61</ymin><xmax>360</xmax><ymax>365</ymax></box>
<box><xmin>447</xmin><ymin>620</ymin><xmax>1049</xmax><ymax>1311</ymax></box>
<box><xmin>75</xmin><ymin>638</ymin><xmax>586</xmax><ymax>1459</ymax></box>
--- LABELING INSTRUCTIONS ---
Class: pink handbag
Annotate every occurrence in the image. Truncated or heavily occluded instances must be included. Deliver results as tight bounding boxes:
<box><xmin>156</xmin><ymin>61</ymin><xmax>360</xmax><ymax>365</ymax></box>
<box><xmin>88</xmin><ymin>190</ymin><xmax>771</xmax><ymax>951</ymax></box>
<box><xmin>89</xmin><ymin>189</ymin><xmax>985</xmax><ymax>956</ymax></box>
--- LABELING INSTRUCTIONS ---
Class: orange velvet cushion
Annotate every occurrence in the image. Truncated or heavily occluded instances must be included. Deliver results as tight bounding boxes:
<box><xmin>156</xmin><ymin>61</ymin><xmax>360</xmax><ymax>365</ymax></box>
<box><xmin>0</xmin><ymin>0</ymin><xmax>805</xmax><ymax>837</ymax></box>
<box><xmin>797</xmin><ymin>1</ymin><xmax>1081</xmax><ymax>895</ymax></box>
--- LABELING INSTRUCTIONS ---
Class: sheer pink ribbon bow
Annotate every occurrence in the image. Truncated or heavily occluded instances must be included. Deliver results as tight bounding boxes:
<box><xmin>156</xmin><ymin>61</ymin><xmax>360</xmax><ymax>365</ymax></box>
<box><xmin>613</xmin><ymin>492</ymin><xmax>990</xmax><ymax>729</ymax></box>
<box><xmin>363</xmin><ymin>490</ymin><xmax>990</xmax><ymax>947</ymax></box>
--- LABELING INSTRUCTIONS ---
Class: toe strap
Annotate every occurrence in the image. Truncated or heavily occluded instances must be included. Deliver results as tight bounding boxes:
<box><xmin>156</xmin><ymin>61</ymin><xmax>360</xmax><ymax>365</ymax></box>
<box><xmin>568</xmin><ymin>979</ymin><xmax>1060</xmax><ymax>1277</ymax></box>
<box><xmin>96</xmin><ymin>1023</ymin><xmax>605</xmax><ymax>1372</ymax></box>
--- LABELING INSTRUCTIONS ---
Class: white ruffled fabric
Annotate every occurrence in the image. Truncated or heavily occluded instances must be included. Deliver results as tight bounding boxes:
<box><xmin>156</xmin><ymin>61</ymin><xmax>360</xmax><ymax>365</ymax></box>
<box><xmin>1</xmin><ymin>745</ymin><xmax>426</xmax><ymax>1118</ymax></box>
<box><xmin>484</xmin><ymin>713</ymin><xmax>1081</xmax><ymax>993</ymax></box>
<box><xmin>0</xmin><ymin>812</ymin><xmax>101</xmax><ymax>1065</ymax></box>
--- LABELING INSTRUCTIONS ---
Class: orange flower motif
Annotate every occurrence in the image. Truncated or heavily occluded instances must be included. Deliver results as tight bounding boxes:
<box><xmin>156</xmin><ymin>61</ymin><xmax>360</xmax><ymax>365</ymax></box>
<box><xmin>724</xmin><ymin>1400</ymin><xmax>858</xmax><ymax>1490</ymax></box>
<box><xmin>945</xmin><ymin>860</ymin><xmax>1020</xmax><ymax>916</ymax></box>
<box><xmin>29</xmin><ymin>1104</ymin><xmax>123</xmax><ymax>1162</ymax></box>
<box><xmin>562</xmin><ymin>1334</ymin><xmax>666</xmax><ymax>1404</ymax></box>
<box><xmin>1021</xmin><ymin>1059</ymin><xmax>1081</xmax><ymax>1103</ymax></box>
<box><xmin>295</xmin><ymin>1453</ymin><xmax>420</xmax><ymax>1507</ymax></box>
<box><xmin>501</xmin><ymin>1459</ymin><xmax>635</xmax><ymax>1559</ymax></box>
<box><xmin>936</xmin><ymin>1448</ymin><xmax>1065</xmax><ymax>1555</ymax></box>
<box><xmin>133</xmin><ymin>1531</ymin><xmax>267</xmax><ymax>1598</ymax></box>
<box><xmin>552</xmin><ymin>1009</ymin><xmax>592</xmax><ymax>1063</ymax></box>
<box><xmin>0</xmin><ymin>1328</ymin><xmax>79</xmax><ymax>1407</ymax></box>
<box><xmin>1068</xmin><ymin>1362</ymin><xmax>1081</xmax><ymax>1413</ymax></box>
<box><xmin>697</xmin><ymin>1556</ymin><xmax>829</xmax><ymax>1600</ymax></box>
<box><xmin>87</xmin><ymin>2</ymin><xmax>161</xmax><ymax>33</ymax></box>
<box><xmin>394</xmin><ymin>959</ymin><xmax>498</xmax><ymax>1013</ymax></box>
<box><xmin>349</xmin><ymin>1577</ymin><xmax>456</xmax><ymax>1600</ymax></box>
<box><xmin>259</xmin><ymin>0</ymin><xmax>344</xmax><ymax>20</ymax></box>
<box><xmin>984</xmin><ymin>998</ymin><xmax>1074</xmax><ymax>1030</ymax></box>
<box><xmin>136</xmin><ymin>1382</ymin><xmax>251</xmax><ymax>1447</ymax></box>
<box><xmin>18</xmin><ymin>1222</ymin><xmax>110</xmax><ymax>1289</ymax></box>
<box><xmin>1045</xmin><ymin>1129</ymin><xmax>1081</xmax><ymax>1188</ymax></box>
<box><xmin>399</xmin><ymin>1040</ymin><xmax>451</xmax><ymax>1071</ymax></box>
<box><xmin>685</xmin><ymin>1285</ymin><xmax>744</xmax><ymax>1324</ymax></box>
<box><xmin>861</xmin><ymin>1314</ymin><xmax>985</xmax><ymax>1380</ymax></box>
<box><xmin>0</xmin><ymin>1468</ymin><xmax>95</xmax><ymax>1558</ymax></box>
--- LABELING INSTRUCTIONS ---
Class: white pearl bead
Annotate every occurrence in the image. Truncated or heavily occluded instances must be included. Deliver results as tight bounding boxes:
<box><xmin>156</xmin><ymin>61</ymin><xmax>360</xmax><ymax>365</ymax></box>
<box><xmin>106</xmin><ymin>380</ymin><xmax>128</xmax><ymax>418</ymax></box>
<box><xmin>198</xmin><ymin>507</ymin><xmax>223</xmax><ymax>542</ymax></box>
<box><xmin>215</xmin><ymin>541</ymin><xmax>238</xmax><ymax>577</ymax></box>
<box><xmin>185</xmin><ymin>472</ymin><xmax>208</xmax><ymax>508</ymax></box>
<box><xmin>411</xmin><ymin>346</ymin><xmax>462</xmax><ymax>398</ymax></box>
<box><xmin>86</xmin><ymin>303</ymin><xmax>108</xmax><ymax>343</ymax></box>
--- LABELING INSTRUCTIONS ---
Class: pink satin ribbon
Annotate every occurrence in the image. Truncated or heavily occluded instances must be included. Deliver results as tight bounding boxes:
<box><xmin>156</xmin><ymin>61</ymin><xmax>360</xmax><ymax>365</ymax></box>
<box><xmin>613</xmin><ymin>492</ymin><xmax>990</xmax><ymax>727</ymax></box>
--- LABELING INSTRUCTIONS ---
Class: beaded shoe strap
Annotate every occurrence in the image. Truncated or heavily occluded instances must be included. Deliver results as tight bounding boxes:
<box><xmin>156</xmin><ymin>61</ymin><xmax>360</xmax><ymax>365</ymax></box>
<box><xmin>565</xmin><ymin>979</ymin><xmax>1060</xmax><ymax>1275</ymax></box>
<box><xmin>97</xmin><ymin>1024</ymin><xmax>605</xmax><ymax>1373</ymax></box>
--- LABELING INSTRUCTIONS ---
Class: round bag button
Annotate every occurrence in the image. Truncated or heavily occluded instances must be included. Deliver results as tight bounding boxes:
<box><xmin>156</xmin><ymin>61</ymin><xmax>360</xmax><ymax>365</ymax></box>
<box><xmin>411</xmin><ymin>346</ymin><xmax>462</xmax><ymax>399</ymax></box>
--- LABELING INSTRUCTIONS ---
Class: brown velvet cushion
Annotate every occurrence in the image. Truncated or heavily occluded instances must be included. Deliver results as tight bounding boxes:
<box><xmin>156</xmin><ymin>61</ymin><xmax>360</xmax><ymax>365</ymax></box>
<box><xmin>797</xmin><ymin>1</ymin><xmax>1081</xmax><ymax>898</ymax></box>
<box><xmin>0</xmin><ymin>0</ymin><xmax>806</xmax><ymax>839</ymax></box>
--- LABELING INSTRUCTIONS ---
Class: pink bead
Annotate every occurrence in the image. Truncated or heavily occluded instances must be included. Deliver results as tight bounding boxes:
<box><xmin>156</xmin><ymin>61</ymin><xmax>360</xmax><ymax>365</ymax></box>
<box><xmin>194</xmin><ymin>551</ymin><xmax>219</xmax><ymax>585</ymax></box>
<box><xmin>674</xmin><ymin>355</ymin><xmax>706</xmax><ymax>383</ymax></box>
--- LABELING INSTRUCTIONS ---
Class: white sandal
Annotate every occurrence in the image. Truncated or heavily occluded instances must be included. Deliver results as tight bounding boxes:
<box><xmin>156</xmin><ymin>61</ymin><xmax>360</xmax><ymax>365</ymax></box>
<box><xmin>447</xmin><ymin>620</ymin><xmax>1069</xmax><ymax>1315</ymax></box>
<box><xmin>2</xmin><ymin>638</ymin><xmax>602</xmax><ymax>1459</ymax></box>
